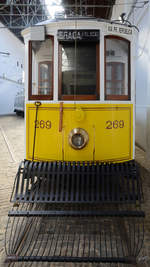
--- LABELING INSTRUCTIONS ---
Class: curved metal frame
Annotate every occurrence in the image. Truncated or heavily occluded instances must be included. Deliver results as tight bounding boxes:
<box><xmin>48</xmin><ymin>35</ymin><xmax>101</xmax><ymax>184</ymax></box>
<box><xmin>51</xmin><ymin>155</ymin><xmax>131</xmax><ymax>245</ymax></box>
<box><xmin>68</xmin><ymin>128</ymin><xmax>89</xmax><ymax>150</ymax></box>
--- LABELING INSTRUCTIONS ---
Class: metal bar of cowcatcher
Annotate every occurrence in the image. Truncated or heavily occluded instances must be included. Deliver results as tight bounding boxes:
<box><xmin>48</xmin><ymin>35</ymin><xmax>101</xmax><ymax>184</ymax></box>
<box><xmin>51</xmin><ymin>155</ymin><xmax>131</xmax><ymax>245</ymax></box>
<box><xmin>5</xmin><ymin>160</ymin><xmax>145</xmax><ymax>264</ymax></box>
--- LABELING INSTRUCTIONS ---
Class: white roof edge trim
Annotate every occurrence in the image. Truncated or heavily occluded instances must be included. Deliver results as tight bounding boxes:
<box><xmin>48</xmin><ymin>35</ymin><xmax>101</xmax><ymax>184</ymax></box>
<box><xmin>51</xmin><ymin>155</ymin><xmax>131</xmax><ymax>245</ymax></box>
<box><xmin>21</xmin><ymin>25</ymin><xmax>45</xmax><ymax>41</ymax></box>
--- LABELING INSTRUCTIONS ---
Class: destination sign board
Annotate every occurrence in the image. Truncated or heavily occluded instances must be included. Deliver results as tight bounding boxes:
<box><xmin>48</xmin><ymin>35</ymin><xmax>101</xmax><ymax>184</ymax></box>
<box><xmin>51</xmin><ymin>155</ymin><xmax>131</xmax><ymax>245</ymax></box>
<box><xmin>57</xmin><ymin>30</ymin><xmax>100</xmax><ymax>42</ymax></box>
<box><xmin>107</xmin><ymin>25</ymin><xmax>132</xmax><ymax>35</ymax></box>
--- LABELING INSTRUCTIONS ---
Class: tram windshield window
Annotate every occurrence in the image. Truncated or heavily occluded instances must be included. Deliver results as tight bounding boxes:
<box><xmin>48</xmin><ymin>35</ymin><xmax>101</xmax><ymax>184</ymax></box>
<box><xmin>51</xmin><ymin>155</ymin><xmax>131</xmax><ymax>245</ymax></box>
<box><xmin>59</xmin><ymin>42</ymin><xmax>99</xmax><ymax>100</ymax></box>
<box><xmin>29</xmin><ymin>36</ymin><xmax>53</xmax><ymax>100</ymax></box>
<box><xmin>105</xmin><ymin>36</ymin><xmax>130</xmax><ymax>100</ymax></box>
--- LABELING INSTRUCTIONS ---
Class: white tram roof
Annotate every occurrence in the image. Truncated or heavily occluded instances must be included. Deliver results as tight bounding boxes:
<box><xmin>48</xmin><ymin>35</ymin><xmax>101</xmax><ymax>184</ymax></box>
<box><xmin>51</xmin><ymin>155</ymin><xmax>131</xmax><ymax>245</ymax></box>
<box><xmin>21</xmin><ymin>17</ymin><xmax>135</xmax><ymax>41</ymax></box>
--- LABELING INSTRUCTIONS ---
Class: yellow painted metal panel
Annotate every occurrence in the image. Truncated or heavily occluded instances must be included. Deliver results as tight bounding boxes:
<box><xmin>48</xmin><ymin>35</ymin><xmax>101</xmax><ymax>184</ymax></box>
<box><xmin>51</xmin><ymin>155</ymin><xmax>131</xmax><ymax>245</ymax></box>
<box><xmin>26</xmin><ymin>103</ymin><xmax>133</xmax><ymax>162</ymax></box>
<box><xmin>26</xmin><ymin>105</ymin><xmax>63</xmax><ymax>161</ymax></box>
<box><xmin>63</xmin><ymin>108</ymin><xmax>94</xmax><ymax>161</ymax></box>
<box><xmin>94</xmin><ymin>106</ymin><xmax>133</xmax><ymax>161</ymax></box>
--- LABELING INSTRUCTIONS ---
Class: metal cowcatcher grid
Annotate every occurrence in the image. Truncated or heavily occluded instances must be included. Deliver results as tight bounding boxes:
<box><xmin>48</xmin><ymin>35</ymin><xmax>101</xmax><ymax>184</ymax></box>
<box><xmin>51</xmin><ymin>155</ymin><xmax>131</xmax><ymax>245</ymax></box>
<box><xmin>5</xmin><ymin>160</ymin><xmax>145</xmax><ymax>264</ymax></box>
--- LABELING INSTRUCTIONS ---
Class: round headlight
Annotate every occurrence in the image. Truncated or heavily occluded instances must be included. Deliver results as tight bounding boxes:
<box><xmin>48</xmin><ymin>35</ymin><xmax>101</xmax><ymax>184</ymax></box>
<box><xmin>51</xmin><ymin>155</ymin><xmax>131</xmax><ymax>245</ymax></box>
<box><xmin>72</xmin><ymin>133</ymin><xmax>84</xmax><ymax>147</ymax></box>
<box><xmin>68</xmin><ymin>128</ymin><xmax>89</xmax><ymax>150</ymax></box>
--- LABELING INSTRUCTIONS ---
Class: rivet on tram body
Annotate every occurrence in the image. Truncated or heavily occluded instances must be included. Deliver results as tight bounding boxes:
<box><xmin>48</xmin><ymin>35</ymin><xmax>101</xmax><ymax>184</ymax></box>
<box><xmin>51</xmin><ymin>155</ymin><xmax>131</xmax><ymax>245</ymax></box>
<box><xmin>75</xmin><ymin>108</ymin><xmax>85</xmax><ymax>122</ymax></box>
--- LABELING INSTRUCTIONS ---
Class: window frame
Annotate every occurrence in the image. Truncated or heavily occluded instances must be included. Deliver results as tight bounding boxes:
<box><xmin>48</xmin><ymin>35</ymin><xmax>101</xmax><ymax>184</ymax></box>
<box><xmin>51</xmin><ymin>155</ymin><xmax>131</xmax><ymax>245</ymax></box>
<box><xmin>58</xmin><ymin>42</ymin><xmax>100</xmax><ymax>101</ymax></box>
<box><xmin>28</xmin><ymin>35</ymin><xmax>54</xmax><ymax>100</ymax></box>
<box><xmin>104</xmin><ymin>35</ymin><xmax>131</xmax><ymax>101</ymax></box>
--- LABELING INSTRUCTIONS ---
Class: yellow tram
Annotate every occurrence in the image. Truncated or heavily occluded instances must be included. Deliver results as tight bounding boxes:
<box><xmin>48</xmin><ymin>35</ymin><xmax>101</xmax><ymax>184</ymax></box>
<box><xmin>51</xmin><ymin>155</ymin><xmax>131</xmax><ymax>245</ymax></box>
<box><xmin>24</xmin><ymin>20</ymin><xmax>134</xmax><ymax>163</ymax></box>
<box><xmin>5</xmin><ymin>18</ymin><xmax>145</xmax><ymax>265</ymax></box>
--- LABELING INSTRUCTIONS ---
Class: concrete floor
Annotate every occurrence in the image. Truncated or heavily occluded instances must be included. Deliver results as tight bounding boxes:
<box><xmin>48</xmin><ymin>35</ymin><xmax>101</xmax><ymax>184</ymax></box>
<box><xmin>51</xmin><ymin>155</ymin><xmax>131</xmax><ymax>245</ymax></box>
<box><xmin>0</xmin><ymin>115</ymin><xmax>150</xmax><ymax>267</ymax></box>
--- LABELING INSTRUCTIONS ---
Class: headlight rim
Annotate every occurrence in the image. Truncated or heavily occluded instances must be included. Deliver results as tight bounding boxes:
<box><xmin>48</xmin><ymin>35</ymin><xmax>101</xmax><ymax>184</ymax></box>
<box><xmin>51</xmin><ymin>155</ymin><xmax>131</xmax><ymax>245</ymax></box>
<box><xmin>68</xmin><ymin>128</ymin><xmax>89</xmax><ymax>150</ymax></box>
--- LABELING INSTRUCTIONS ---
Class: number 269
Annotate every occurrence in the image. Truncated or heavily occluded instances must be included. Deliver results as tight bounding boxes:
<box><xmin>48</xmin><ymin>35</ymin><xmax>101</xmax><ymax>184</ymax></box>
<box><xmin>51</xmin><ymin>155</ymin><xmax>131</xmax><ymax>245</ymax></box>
<box><xmin>106</xmin><ymin>120</ymin><xmax>124</xmax><ymax>129</ymax></box>
<box><xmin>35</xmin><ymin>120</ymin><xmax>51</xmax><ymax>129</ymax></box>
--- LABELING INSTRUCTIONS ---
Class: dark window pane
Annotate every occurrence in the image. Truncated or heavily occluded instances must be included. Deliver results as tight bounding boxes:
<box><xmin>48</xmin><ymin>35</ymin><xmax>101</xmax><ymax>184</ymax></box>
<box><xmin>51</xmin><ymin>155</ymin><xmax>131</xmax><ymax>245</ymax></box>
<box><xmin>61</xmin><ymin>43</ymin><xmax>97</xmax><ymax>96</ymax></box>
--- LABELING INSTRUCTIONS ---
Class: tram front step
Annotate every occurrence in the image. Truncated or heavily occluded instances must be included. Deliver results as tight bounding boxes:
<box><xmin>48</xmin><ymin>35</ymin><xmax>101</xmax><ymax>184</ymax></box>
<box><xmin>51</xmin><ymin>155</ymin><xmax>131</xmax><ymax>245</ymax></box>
<box><xmin>5</xmin><ymin>208</ymin><xmax>144</xmax><ymax>264</ymax></box>
<box><xmin>11</xmin><ymin>160</ymin><xmax>143</xmax><ymax>204</ymax></box>
<box><xmin>6</xmin><ymin>256</ymin><xmax>137</xmax><ymax>264</ymax></box>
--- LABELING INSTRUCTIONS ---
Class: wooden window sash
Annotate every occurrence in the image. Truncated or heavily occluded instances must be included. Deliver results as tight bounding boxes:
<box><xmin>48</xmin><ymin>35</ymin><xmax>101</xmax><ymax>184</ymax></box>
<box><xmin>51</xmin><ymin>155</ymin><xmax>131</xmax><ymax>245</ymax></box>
<box><xmin>58</xmin><ymin>42</ymin><xmax>100</xmax><ymax>101</ymax></box>
<box><xmin>28</xmin><ymin>36</ymin><xmax>54</xmax><ymax>100</ymax></box>
<box><xmin>104</xmin><ymin>35</ymin><xmax>131</xmax><ymax>101</ymax></box>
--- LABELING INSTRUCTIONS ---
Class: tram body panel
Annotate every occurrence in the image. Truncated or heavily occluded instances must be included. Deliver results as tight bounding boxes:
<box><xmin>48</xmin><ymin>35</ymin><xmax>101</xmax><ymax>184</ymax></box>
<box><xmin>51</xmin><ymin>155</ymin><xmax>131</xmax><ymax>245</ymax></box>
<box><xmin>94</xmin><ymin>104</ymin><xmax>133</xmax><ymax>161</ymax></box>
<box><xmin>26</xmin><ymin>103</ymin><xmax>133</xmax><ymax>162</ymax></box>
<box><xmin>26</xmin><ymin>104</ymin><xmax>63</xmax><ymax>161</ymax></box>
